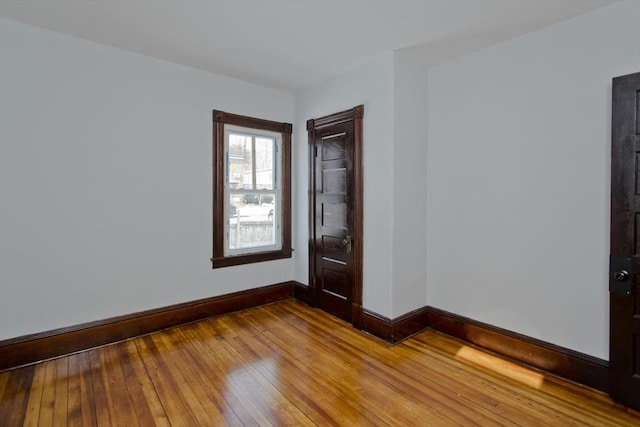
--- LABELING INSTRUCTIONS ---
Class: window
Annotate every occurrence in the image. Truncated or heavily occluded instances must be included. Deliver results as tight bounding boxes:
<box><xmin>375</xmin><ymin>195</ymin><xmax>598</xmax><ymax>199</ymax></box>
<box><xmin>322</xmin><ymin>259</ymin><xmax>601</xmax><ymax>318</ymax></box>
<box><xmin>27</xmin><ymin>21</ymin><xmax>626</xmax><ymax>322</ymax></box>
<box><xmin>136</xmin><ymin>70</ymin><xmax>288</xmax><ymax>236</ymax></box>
<box><xmin>212</xmin><ymin>110</ymin><xmax>292</xmax><ymax>268</ymax></box>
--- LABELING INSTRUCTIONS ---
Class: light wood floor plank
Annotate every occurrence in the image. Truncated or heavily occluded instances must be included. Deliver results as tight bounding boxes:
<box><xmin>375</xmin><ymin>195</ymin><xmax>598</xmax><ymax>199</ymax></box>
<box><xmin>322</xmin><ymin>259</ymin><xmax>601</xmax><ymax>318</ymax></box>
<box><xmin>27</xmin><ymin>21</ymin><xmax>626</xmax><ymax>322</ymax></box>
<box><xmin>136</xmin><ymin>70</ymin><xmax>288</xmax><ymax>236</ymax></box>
<box><xmin>2</xmin><ymin>300</ymin><xmax>640</xmax><ymax>426</ymax></box>
<box><xmin>67</xmin><ymin>351</ymin><xmax>97</xmax><ymax>427</ymax></box>
<box><xmin>150</xmin><ymin>330</ymin><xmax>239</xmax><ymax>425</ymax></box>
<box><xmin>135</xmin><ymin>334</ymin><xmax>207</xmax><ymax>426</ymax></box>
<box><xmin>210</xmin><ymin>314</ymin><xmax>343</xmax><ymax>426</ymax></box>
<box><xmin>211</xmin><ymin>319</ymin><xmax>319</xmax><ymax>426</ymax></box>
<box><xmin>171</xmin><ymin>324</ymin><xmax>260</xmax><ymax>425</ymax></box>
<box><xmin>52</xmin><ymin>358</ymin><xmax>69</xmax><ymax>426</ymax></box>
<box><xmin>22</xmin><ymin>363</ymin><xmax>46</xmax><ymax>427</ymax></box>
<box><xmin>119</xmin><ymin>339</ymin><xmax>171</xmax><ymax>427</ymax></box>
<box><xmin>0</xmin><ymin>369</ymin><xmax>10</xmax><ymax>400</ymax></box>
<box><xmin>162</xmin><ymin>327</ymin><xmax>248</xmax><ymax>426</ymax></box>
<box><xmin>221</xmin><ymin>315</ymin><xmax>381</xmax><ymax>425</ymax></box>
<box><xmin>99</xmin><ymin>344</ymin><xmax>141</xmax><ymax>425</ymax></box>
<box><xmin>87</xmin><ymin>349</ymin><xmax>113</xmax><ymax>426</ymax></box>
<box><xmin>0</xmin><ymin>365</ymin><xmax>35</xmax><ymax>427</ymax></box>
<box><xmin>35</xmin><ymin>361</ymin><xmax>57</xmax><ymax>427</ymax></box>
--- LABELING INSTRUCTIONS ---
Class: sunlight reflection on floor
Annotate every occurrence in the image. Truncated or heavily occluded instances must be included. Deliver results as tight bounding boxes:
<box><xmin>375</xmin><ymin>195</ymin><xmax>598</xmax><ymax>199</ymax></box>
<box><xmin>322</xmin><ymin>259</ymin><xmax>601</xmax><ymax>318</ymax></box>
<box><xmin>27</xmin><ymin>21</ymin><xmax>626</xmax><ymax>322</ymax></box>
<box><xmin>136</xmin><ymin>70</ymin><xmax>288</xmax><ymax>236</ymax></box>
<box><xmin>455</xmin><ymin>345</ymin><xmax>545</xmax><ymax>389</ymax></box>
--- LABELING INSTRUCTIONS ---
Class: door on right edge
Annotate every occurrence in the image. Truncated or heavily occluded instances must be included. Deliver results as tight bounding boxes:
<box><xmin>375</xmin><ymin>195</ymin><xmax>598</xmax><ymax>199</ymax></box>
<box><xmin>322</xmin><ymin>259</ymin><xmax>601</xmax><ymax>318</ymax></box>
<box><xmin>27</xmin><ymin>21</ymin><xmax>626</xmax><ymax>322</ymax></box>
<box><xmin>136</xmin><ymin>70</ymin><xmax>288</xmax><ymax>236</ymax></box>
<box><xmin>610</xmin><ymin>71</ymin><xmax>640</xmax><ymax>410</ymax></box>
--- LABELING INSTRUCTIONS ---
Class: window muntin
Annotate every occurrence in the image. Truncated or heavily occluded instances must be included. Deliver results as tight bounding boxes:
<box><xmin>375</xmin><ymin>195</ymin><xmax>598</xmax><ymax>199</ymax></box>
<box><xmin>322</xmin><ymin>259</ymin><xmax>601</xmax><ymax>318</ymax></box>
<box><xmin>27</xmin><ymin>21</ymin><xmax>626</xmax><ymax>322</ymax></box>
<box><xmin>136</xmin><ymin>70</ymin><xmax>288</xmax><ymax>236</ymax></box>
<box><xmin>211</xmin><ymin>110</ymin><xmax>292</xmax><ymax>268</ymax></box>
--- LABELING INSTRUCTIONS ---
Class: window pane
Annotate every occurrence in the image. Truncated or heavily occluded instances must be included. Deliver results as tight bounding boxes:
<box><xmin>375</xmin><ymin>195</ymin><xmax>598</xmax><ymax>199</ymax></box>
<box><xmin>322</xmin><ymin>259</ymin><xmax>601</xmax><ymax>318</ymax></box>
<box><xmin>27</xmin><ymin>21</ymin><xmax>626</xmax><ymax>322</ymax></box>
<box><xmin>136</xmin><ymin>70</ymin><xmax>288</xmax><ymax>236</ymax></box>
<box><xmin>255</xmin><ymin>137</ymin><xmax>274</xmax><ymax>190</ymax></box>
<box><xmin>229</xmin><ymin>193</ymin><xmax>276</xmax><ymax>250</ymax></box>
<box><xmin>228</xmin><ymin>133</ymin><xmax>253</xmax><ymax>190</ymax></box>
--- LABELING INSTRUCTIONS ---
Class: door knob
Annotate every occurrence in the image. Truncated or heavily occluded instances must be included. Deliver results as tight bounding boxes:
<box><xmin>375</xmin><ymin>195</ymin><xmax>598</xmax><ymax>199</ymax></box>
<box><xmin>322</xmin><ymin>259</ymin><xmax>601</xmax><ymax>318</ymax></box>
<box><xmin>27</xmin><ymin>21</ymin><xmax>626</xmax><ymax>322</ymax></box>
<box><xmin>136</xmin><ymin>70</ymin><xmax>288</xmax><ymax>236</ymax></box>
<box><xmin>614</xmin><ymin>270</ymin><xmax>630</xmax><ymax>281</ymax></box>
<box><xmin>343</xmin><ymin>235</ymin><xmax>352</xmax><ymax>254</ymax></box>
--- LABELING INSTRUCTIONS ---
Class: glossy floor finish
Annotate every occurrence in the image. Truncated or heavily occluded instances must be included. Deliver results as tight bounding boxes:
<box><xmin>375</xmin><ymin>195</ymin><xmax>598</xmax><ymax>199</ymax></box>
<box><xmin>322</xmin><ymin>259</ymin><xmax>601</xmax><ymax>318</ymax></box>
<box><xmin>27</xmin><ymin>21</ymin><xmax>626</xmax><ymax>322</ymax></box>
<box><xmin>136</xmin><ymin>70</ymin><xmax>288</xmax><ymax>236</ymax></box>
<box><xmin>1</xmin><ymin>300</ymin><xmax>639</xmax><ymax>426</ymax></box>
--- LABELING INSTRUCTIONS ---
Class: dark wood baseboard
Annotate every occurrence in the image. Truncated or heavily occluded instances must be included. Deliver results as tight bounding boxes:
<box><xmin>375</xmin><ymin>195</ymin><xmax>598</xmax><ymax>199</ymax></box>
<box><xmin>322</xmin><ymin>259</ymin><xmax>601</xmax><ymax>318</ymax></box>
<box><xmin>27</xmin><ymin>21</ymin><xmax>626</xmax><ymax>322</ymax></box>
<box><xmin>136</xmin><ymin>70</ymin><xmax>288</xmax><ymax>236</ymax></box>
<box><xmin>395</xmin><ymin>307</ymin><xmax>430</xmax><ymax>341</ymax></box>
<box><xmin>426</xmin><ymin>306</ymin><xmax>609</xmax><ymax>393</ymax></box>
<box><xmin>292</xmin><ymin>281</ymin><xmax>315</xmax><ymax>307</ymax></box>
<box><xmin>361</xmin><ymin>307</ymin><xmax>429</xmax><ymax>343</ymax></box>
<box><xmin>361</xmin><ymin>309</ymin><xmax>393</xmax><ymax>341</ymax></box>
<box><xmin>0</xmin><ymin>282</ymin><xmax>293</xmax><ymax>371</ymax></box>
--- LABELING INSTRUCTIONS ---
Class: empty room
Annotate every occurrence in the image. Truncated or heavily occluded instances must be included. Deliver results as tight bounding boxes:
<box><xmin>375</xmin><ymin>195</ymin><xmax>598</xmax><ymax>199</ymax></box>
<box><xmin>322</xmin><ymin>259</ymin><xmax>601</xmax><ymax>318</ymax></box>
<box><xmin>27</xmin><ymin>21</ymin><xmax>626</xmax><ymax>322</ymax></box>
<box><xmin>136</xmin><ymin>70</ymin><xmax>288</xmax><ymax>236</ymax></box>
<box><xmin>1</xmin><ymin>0</ymin><xmax>640</xmax><ymax>425</ymax></box>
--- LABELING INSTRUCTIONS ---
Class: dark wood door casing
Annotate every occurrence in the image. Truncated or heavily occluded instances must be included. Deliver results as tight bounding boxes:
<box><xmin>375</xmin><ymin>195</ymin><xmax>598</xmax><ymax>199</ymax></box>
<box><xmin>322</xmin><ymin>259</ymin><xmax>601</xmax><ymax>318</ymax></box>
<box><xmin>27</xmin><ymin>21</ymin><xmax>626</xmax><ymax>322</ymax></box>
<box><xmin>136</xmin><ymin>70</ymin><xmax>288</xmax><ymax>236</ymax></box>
<box><xmin>308</xmin><ymin>106</ymin><xmax>364</xmax><ymax>327</ymax></box>
<box><xmin>610</xmin><ymin>71</ymin><xmax>640</xmax><ymax>411</ymax></box>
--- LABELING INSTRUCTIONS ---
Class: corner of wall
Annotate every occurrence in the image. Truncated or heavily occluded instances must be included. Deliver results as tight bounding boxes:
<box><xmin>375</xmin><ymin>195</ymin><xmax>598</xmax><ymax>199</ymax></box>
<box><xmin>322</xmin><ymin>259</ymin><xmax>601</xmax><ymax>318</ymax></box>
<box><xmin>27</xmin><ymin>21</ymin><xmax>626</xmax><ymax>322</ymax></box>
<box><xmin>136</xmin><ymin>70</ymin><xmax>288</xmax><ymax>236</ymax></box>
<box><xmin>390</xmin><ymin>53</ymin><xmax>429</xmax><ymax>318</ymax></box>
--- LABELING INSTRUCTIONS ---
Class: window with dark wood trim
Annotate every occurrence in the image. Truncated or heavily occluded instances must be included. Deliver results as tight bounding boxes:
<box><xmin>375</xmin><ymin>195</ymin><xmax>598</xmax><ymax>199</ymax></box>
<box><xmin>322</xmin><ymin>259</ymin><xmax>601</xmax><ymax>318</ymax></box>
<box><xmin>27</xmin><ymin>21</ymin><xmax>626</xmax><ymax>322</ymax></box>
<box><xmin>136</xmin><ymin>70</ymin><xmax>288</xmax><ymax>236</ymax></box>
<box><xmin>211</xmin><ymin>110</ymin><xmax>292</xmax><ymax>268</ymax></box>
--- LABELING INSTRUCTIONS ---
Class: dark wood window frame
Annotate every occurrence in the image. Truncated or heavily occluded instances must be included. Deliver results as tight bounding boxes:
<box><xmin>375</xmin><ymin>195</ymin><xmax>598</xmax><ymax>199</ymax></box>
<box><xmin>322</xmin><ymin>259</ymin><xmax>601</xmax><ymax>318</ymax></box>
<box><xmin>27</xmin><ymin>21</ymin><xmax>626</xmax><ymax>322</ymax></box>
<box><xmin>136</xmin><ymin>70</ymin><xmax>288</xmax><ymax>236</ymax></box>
<box><xmin>211</xmin><ymin>110</ymin><xmax>292</xmax><ymax>268</ymax></box>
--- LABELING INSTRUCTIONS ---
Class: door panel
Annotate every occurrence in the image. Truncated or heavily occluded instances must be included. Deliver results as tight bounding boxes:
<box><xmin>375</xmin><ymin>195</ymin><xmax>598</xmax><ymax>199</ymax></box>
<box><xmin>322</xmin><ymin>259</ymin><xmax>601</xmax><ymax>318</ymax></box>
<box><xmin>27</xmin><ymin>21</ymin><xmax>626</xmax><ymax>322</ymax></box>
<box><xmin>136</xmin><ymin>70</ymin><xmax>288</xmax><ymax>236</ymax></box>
<box><xmin>308</xmin><ymin>106</ymin><xmax>364</xmax><ymax>324</ymax></box>
<box><xmin>610</xmin><ymin>71</ymin><xmax>640</xmax><ymax>410</ymax></box>
<box><xmin>322</xmin><ymin>267</ymin><xmax>348</xmax><ymax>296</ymax></box>
<box><xmin>323</xmin><ymin>168</ymin><xmax>347</xmax><ymax>194</ymax></box>
<box><xmin>322</xmin><ymin>202</ymin><xmax>347</xmax><ymax>229</ymax></box>
<box><xmin>317</xmin><ymin>122</ymin><xmax>352</xmax><ymax>321</ymax></box>
<box><xmin>322</xmin><ymin>236</ymin><xmax>348</xmax><ymax>263</ymax></box>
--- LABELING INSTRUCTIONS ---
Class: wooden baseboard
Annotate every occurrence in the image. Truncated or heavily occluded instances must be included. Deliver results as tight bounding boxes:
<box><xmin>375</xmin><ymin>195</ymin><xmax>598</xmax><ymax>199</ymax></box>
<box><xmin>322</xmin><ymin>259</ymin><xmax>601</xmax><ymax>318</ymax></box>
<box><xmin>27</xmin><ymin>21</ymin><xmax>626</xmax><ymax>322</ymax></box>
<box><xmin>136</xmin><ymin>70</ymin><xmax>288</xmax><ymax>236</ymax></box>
<box><xmin>426</xmin><ymin>306</ymin><xmax>609</xmax><ymax>393</ymax></box>
<box><xmin>361</xmin><ymin>307</ymin><xmax>429</xmax><ymax>343</ymax></box>
<box><xmin>292</xmin><ymin>281</ymin><xmax>315</xmax><ymax>307</ymax></box>
<box><xmin>361</xmin><ymin>309</ymin><xmax>393</xmax><ymax>341</ymax></box>
<box><xmin>0</xmin><ymin>282</ymin><xmax>293</xmax><ymax>371</ymax></box>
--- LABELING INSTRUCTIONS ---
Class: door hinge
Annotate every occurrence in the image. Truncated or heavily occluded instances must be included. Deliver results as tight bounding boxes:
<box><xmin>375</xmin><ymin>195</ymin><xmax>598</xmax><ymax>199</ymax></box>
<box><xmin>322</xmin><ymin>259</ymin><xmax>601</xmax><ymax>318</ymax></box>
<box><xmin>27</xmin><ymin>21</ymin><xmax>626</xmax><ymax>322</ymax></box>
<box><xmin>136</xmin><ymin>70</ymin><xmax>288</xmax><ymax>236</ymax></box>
<box><xmin>314</xmin><ymin>145</ymin><xmax>318</xmax><ymax>157</ymax></box>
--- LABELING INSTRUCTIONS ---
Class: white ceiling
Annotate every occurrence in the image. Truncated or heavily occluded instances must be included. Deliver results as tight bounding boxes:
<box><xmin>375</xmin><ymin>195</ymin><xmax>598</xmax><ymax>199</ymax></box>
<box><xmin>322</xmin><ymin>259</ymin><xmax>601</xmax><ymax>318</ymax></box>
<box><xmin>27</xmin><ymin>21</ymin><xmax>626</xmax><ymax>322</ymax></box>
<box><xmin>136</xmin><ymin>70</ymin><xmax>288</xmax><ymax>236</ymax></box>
<box><xmin>0</xmin><ymin>0</ymin><xmax>616</xmax><ymax>91</ymax></box>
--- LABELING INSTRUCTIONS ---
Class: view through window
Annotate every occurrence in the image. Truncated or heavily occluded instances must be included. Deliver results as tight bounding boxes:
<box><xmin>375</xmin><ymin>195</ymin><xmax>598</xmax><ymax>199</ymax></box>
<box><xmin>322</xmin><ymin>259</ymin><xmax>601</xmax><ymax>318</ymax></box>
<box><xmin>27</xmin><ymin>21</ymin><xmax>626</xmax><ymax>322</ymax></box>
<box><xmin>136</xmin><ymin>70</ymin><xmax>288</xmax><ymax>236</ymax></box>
<box><xmin>226</xmin><ymin>127</ymin><xmax>279</xmax><ymax>253</ymax></box>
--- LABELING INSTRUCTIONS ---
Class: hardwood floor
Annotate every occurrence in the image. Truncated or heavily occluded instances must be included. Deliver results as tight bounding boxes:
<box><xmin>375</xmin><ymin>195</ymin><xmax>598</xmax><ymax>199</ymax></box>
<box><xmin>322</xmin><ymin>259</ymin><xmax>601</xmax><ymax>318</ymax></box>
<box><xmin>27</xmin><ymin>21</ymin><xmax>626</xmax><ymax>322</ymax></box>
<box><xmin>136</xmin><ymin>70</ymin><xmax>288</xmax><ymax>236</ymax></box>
<box><xmin>1</xmin><ymin>300</ymin><xmax>639</xmax><ymax>426</ymax></box>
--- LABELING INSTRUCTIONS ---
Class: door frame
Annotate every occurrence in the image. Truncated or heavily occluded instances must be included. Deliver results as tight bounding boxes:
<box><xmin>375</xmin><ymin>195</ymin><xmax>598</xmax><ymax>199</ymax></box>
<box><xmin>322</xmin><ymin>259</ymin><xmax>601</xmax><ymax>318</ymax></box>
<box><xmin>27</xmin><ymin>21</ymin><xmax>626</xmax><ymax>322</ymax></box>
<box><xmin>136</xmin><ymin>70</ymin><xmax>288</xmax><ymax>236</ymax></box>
<box><xmin>307</xmin><ymin>105</ymin><xmax>364</xmax><ymax>327</ymax></box>
<box><xmin>609</xmin><ymin>71</ymin><xmax>640</xmax><ymax>410</ymax></box>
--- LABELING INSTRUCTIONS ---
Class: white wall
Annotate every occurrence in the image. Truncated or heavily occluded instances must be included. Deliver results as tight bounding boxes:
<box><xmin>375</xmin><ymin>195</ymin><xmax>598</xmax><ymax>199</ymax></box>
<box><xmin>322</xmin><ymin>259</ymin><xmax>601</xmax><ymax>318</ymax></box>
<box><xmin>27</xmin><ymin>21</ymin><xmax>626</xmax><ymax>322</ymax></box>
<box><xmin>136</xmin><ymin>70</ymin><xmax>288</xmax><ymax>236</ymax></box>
<box><xmin>392</xmin><ymin>53</ymin><xmax>428</xmax><ymax>317</ymax></box>
<box><xmin>294</xmin><ymin>53</ymin><xmax>395</xmax><ymax>317</ymax></box>
<box><xmin>427</xmin><ymin>0</ymin><xmax>640</xmax><ymax>359</ymax></box>
<box><xmin>0</xmin><ymin>19</ymin><xmax>294</xmax><ymax>340</ymax></box>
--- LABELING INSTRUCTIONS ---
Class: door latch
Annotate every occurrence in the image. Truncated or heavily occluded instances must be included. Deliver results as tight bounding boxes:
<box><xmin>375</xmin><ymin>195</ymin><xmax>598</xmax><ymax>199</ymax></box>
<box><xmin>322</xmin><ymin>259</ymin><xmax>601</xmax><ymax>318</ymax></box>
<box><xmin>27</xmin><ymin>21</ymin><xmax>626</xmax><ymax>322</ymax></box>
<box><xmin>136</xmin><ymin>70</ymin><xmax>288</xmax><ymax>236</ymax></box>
<box><xmin>610</xmin><ymin>256</ymin><xmax>632</xmax><ymax>296</ymax></box>
<box><xmin>343</xmin><ymin>235</ymin><xmax>352</xmax><ymax>254</ymax></box>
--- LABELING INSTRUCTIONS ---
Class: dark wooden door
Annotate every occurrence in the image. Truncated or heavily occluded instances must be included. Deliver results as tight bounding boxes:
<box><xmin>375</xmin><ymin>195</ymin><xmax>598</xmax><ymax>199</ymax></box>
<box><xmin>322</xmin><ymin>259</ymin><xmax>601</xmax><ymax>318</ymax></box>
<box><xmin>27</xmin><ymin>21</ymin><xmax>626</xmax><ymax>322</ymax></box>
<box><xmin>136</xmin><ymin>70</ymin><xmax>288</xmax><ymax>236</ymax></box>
<box><xmin>610</xmin><ymin>71</ymin><xmax>640</xmax><ymax>411</ymax></box>
<box><xmin>308</xmin><ymin>106</ymin><xmax>363</xmax><ymax>324</ymax></box>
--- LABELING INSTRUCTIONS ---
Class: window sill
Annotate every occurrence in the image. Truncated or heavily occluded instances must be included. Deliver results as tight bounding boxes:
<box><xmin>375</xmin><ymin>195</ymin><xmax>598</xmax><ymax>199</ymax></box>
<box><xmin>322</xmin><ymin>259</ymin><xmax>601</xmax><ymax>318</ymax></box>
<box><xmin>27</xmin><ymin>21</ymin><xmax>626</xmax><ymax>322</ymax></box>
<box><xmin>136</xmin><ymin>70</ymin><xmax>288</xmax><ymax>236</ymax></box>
<box><xmin>211</xmin><ymin>248</ymin><xmax>293</xmax><ymax>269</ymax></box>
